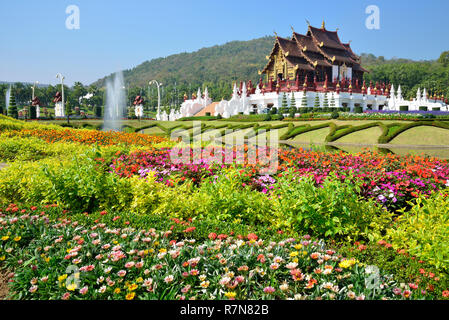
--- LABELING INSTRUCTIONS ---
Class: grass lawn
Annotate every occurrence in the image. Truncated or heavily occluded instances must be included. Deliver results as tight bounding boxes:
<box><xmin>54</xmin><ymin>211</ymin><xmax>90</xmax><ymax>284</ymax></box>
<box><xmin>390</xmin><ymin>126</ymin><xmax>449</xmax><ymax>146</ymax></box>
<box><xmin>290</xmin><ymin>128</ymin><xmax>331</xmax><ymax>144</ymax></box>
<box><xmin>335</xmin><ymin>126</ymin><xmax>384</xmax><ymax>145</ymax></box>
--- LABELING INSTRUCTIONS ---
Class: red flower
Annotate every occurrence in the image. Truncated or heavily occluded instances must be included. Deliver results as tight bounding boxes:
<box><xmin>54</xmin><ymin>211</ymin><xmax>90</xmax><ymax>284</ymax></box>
<box><xmin>247</xmin><ymin>233</ymin><xmax>258</xmax><ymax>241</ymax></box>
<box><xmin>183</xmin><ymin>227</ymin><xmax>196</xmax><ymax>233</ymax></box>
<box><xmin>442</xmin><ymin>290</ymin><xmax>449</xmax><ymax>298</ymax></box>
<box><xmin>217</xmin><ymin>234</ymin><xmax>228</xmax><ymax>240</ymax></box>
<box><xmin>100</xmin><ymin>210</ymin><xmax>107</xmax><ymax>216</ymax></box>
<box><xmin>208</xmin><ymin>233</ymin><xmax>217</xmax><ymax>240</ymax></box>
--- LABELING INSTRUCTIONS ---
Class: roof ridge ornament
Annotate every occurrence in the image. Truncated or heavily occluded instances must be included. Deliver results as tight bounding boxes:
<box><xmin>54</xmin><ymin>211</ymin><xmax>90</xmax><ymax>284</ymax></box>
<box><xmin>321</xmin><ymin>20</ymin><xmax>325</xmax><ymax>29</ymax></box>
<box><xmin>305</xmin><ymin>19</ymin><xmax>311</xmax><ymax>26</ymax></box>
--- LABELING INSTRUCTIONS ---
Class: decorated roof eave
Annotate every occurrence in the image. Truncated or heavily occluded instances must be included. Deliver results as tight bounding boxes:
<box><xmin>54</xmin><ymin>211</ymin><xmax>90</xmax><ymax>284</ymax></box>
<box><xmin>311</xmin><ymin>37</ymin><xmax>358</xmax><ymax>66</ymax></box>
<box><xmin>292</xmin><ymin>32</ymin><xmax>331</xmax><ymax>68</ymax></box>
<box><xmin>262</xmin><ymin>36</ymin><xmax>297</xmax><ymax>74</ymax></box>
<box><xmin>307</xmin><ymin>25</ymin><xmax>348</xmax><ymax>51</ymax></box>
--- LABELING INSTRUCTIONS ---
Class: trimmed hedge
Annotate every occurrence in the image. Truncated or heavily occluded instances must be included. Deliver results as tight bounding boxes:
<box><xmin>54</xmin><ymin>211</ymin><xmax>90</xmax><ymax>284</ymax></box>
<box><xmin>378</xmin><ymin>121</ymin><xmax>449</xmax><ymax>143</ymax></box>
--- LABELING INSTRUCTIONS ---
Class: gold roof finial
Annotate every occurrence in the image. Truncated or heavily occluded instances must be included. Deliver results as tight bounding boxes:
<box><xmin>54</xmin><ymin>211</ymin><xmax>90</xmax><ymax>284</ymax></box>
<box><xmin>290</xmin><ymin>25</ymin><xmax>295</xmax><ymax>33</ymax></box>
<box><xmin>321</xmin><ymin>20</ymin><xmax>325</xmax><ymax>29</ymax></box>
<box><xmin>305</xmin><ymin>19</ymin><xmax>311</xmax><ymax>26</ymax></box>
<box><xmin>273</xmin><ymin>30</ymin><xmax>278</xmax><ymax>37</ymax></box>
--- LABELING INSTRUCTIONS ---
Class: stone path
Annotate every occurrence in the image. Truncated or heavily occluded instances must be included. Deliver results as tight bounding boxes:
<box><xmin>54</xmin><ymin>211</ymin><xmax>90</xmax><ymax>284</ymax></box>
<box><xmin>0</xmin><ymin>269</ymin><xmax>10</xmax><ymax>300</ymax></box>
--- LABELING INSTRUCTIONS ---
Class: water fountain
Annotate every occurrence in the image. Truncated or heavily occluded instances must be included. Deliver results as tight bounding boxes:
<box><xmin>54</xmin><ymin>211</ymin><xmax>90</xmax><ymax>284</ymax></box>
<box><xmin>103</xmin><ymin>71</ymin><xmax>126</xmax><ymax>131</ymax></box>
<box><xmin>5</xmin><ymin>85</ymin><xmax>11</xmax><ymax>114</ymax></box>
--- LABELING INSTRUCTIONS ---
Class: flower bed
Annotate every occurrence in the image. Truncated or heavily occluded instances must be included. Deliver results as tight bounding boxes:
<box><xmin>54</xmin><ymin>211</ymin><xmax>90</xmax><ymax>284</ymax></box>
<box><xmin>2</xmin><ymin>128</ymin><xmax>168</xmax><ymax>147</ymax></box>
<box><xmin>0</xmin><ymin>203</ymin><xmax>422</xmax><ymax>300</ymax></box>
<box><xmin>110</xmin><ymin>147</ymin><xmax>449</xmax><ymax>211</ymax></box>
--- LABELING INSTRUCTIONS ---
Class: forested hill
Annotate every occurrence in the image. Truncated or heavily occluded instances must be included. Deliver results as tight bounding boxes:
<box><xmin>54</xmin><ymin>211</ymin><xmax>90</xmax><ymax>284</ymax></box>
<box><xmin>94</xmin><ymin>36</ymin><xmax>276</xmax><ymax>88</ymax></box>
<box><xmin>93</xmin><ymin>34</ymin><xmax>449</xmax><ymax>101</ymax></box>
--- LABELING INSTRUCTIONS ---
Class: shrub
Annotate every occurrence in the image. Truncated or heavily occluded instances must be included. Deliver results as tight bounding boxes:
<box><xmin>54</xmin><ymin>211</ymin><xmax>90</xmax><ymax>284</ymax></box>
<box><xmin>95</xmin><ymin>105</ymin><xmax>102</xmax><ymax>118</ymax></box>
<box><xmin>195</xmin><ymin>170</ymin><xmax>276</xmax><ymax>226</ymax></box>
<box><xmin>385</xmin><ymin>193</ymin><xmax>449</xmax><ymax>273</ymax></box>
<box><xmin>419</xmin><ymin>106</ymin><xmax>428</xmax><ymax>111</ymax></box>
<box><xmin>331</xmin><ymin>111</ymin><xmax>339</xmax><ymax>119</ymax></box>
<box><xmin>354</xmin><ymin>106</ymin><xmax>363</xmax><ymax>114</ymax></box>
<box><xmin>205</xmin><ymin>112</ymin><xmax>211</xmax><ymax>116</ymax></box>
<box><xmin>272</xmin><ymin>172</ymin><xmax>391</xmax><ymax>241</ymax></box>
<box><xmin>399</xmin><ymin>106</ymin><xmax>409</xmax><ymax>111</ymax></box>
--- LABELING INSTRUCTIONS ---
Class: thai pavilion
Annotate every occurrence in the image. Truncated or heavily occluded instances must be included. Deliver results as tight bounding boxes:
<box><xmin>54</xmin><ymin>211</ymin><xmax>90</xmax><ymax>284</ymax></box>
<box><xmin>161</xmin><ymin>22</ymin><xmax>447</xmax><ymax>120</ymax></box>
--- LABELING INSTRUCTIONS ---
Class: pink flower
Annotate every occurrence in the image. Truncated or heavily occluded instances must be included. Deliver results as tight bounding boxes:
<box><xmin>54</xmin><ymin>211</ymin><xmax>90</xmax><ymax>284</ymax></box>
<box><xmin>117</xmin><ymin>270</ymin><xmax>127</xmax><ymax>277</ymax></box>
<box><xmin>62</xmin><ymin>292</ymin><xmax>71</xmax><ymax>300</ymax></box>
<box><xmin>263</xmin><ymin>286</ymin><xmax>275</xmax><ymax>294</ymax></box>
<box><xmin>79</xmin><ymin>286</ymin><xmax>88</xmax><ymax>295</ymax></box>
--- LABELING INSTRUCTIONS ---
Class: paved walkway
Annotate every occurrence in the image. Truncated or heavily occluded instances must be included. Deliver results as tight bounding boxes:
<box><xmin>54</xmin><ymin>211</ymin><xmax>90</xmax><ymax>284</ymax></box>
<box><xmin>0</xmin><ymin>163</ymin><xmax>7</xmax><ymax>170</ymax></box>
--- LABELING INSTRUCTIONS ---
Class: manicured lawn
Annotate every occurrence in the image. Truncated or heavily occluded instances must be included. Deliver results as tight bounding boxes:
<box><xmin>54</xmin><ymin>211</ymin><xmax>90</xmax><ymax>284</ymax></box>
<box><xmin>335</xmin><ymin>126</ymin><xmax>384</xmax><ymax>145</ymax></box>
<box><xmin>390</xmin><ymin>126</ymin><xmax>449</xmax><ymax>146</ymax></box>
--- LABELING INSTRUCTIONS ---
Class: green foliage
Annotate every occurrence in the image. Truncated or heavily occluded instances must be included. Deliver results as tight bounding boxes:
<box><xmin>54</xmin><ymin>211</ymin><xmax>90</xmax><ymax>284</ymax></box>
<box><xmin>330</xmin><ymin>111</ymin><xmax>339</xmax><ymax>119</ymax></box>
<box><xmin>386</xmin><ymin>193</ymin><xmax>449</xmax><ymax>273</ymax></box>
<box><xmin>271</xmin><ymin>172</ymin><xmax>392</xmax><ymax>241</ymax></box>
<box><xmin>194</xmin><ymin>170</ymin><xmax>276</xmax><ymax>225</ymax></box>
<box><xmin>7</xmin><ymin>94</ymin><xmax>18</xmax><ymax>119</ymax></box>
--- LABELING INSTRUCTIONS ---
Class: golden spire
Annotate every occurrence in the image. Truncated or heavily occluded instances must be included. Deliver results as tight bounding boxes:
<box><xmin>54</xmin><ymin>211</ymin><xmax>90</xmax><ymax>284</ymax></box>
<box><xmin>321</xmin><ymin>20</ymin><xmax>325</xmax><ymax>29</ymax></box>
<box><xmin>273</xmin><ymin>30</ymin><xmax>278</xmax><ymax>37</ymax></box>
<box><xmin>290</xmin><ymin>25</ymin><xmax>295</xmax><ymax>33</ymax></box>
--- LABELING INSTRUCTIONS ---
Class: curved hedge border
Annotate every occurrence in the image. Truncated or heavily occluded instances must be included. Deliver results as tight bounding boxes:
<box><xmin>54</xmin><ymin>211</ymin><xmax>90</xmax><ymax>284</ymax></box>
<box><xmin>325</xmin><ymin>122</ymin><xmax>386</xmax><ymax>142</ymax></box>
<box><xmin>378</xmin><ymin>121</ymin><xmax>449</xmax><ymax>144</ymax></box>
<box><xmin>280</xmin><ymin>123</ymin><xmax>332</xmax><ymax>140</ymax></box>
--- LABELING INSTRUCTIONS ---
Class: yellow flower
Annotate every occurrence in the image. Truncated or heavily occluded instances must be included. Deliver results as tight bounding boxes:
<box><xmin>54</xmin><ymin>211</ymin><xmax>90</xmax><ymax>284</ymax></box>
<box><xmin>200</xmin><ymin>281</ymin><xmax>210</xmax><ymax>288</ymax></box>
<box><xmin>294</xmin><ymin>244</ymin><xmax>303</xmax><ymax>250</ymax></box>
<box><xmin>58</xmin><ymin>274</ymin><xmax>68</xmax><ymax>282</ymax></box>
<box><xmin>338</xmin><ymin>259</ymin><xmax>356</xmax><ymax>269</ymax></box>
<box><xmin>148</xmin><ymin>249</ymin><xmax>154</xmax><ymax>254</ymax></box>
<box><xmin>66</xmin><ymin>282</ymin><xmax>77</xmax><ymax>291</ymax></box>
<box><xmin>126</xmin><ymin>292</ymin><xmax>136</xmax><ymax>300</ymax></box>
<box><xmin>128</xmin><ymin>283</ymin><xmax>138</xmax><ymax>291</ymax></box>
<box><xmin>44</xmin><ymin>257</ymin><xmax>50</xmax><ymax>263</ymax></box>
<box><xmin>292</xmin><ymin>258</ymin><xmax>299</xmax><ymax>263</ymax></box>
<box><xmin>224</xmin><ymin>291</ymin><xmax>236</xmax><ymax>299</ymax></box>
<box><xmin>290</xmin><ymin>251</ymin><xmax>299</xmax><ymax>257</ymax></box>
<box><xmin>154</xmin><ymin>241</ymin><xmax>159</xmax><ymax>246</ymax></box>
<box><xmin>113</xmin><ymin>240</ymin><xmax>118</xmax><ymax>244</ymax></box>
<box><xmin>159</xmin><ymin>248</ymin><xmax>167</xmax><ymax>253</ymax></box>
<box><xmin>0</xmin><ymin>256</ymin><xmax>5</xmax><ymax>261</ymax></box>
<box><xmin>114</xmin><ymin>288</ymin><xmax>121</xmax><ymax>294</ymax></box>
<box><xmin>14</xmin><ymin>236</ymin><xmax>21</xmax><ymax>242</ymax></box>
<box><xmin>1</xmin><ymin>236</ymin><xmax>9</xmax><ymax>241</ymax></box>
<box><xmin>136</xmin><ymin>277</ymin><xmax>143</xmax><ymax>283</ymax></box>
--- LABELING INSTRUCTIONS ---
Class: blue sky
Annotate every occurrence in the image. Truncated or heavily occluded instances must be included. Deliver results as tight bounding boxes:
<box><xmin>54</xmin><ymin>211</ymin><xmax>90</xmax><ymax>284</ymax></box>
<box><xmin>1</xmin><ymin>0</ymin><xmax>448</xmax><ymax>86</ymax></box>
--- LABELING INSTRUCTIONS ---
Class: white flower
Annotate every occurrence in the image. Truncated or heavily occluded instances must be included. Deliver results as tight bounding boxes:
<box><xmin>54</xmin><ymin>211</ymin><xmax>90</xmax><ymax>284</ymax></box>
<box><xmin>280</xmin><ymin>283</ymin><xmax>289</xmax><ymax>291</ymax></box>
<box><xmin>164</xmin><ymin>275</ymin><xmax>174</xmax><ymax>283</ymax></box>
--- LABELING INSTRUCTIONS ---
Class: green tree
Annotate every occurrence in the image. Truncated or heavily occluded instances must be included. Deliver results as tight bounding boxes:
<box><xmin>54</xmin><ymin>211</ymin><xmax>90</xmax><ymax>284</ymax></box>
<box><xmin>8</xmin><ymin>94</ymin><xmax>18</xmax><ymax>118</ymax></box>
<box><xmin>438</xmin><ymin>51</ymin><xmax>449</xmax><ymax>67</ymax></box>
<box><xmin>314</xmin><ymin>93</ymin><xmax>321</xmax><ymax>109</ymax></box>
<box><xmin>301</xmin><ymin>92</ymin><xmax>308</xmax><ymax>108</ymax></box>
